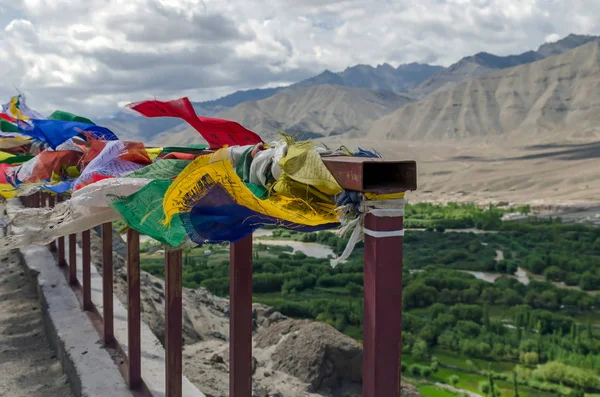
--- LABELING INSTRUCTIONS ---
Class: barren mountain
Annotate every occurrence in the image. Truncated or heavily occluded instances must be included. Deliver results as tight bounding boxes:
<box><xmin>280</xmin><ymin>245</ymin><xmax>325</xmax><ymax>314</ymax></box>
<box><xmin>368</xmin><ymin>40</ymin><xmax>600</xmax><ymax>141</ymax></box>
<box><xmin>216</xmin><ymin>84</ymin><xmax>412</xmax><ymax>140</ymax></box>
<box><xmin>412</xmin><ymin>34</ymin><xmax>599</xmax><ymax>98</ymax></box>
<box><xmin>297</xmin><ymin>63</ymin><xmax>442</xmax><ymax>93</ymax></box>
<box><xmin>105</xmin><ymin>63</ymin><xmax>437</xmax><ymax>142</ymax></box>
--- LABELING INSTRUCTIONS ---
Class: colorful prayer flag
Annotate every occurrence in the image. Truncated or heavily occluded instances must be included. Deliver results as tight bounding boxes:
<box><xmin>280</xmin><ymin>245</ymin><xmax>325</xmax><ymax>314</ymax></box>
<box><xmin>127</xmin><ymin>97</ymin><xmax>263</xmax><ymax>149</ymax></box>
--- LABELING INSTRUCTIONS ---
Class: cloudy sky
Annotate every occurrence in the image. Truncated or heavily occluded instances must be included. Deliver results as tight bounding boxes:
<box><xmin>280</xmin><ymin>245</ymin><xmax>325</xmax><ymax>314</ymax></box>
<box><xmin>0</xmin><ymin>0</ymin><xmax>598</xmax><ymax>117</ymax></box>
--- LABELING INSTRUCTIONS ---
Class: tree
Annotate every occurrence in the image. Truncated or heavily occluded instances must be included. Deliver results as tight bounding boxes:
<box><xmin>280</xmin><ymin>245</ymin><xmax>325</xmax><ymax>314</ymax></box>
<box><xmin>462</xmin><ymin>288</ymin><xmax>479</xmax><ymax>304</ymax></box>
<box><xmin>525</xmin><ymin>255</ymin><xmax>546</xmax><ymax>274</ymax></box>
<box><xmin>539</xmin><ymin>290</ymin><xmax>559</xmax><ymax>310</ymax></box>
<box><xmin>569</xmin><ymin>389</ymin><xmax>584</xmax><ymax>397</ymax></box>
<box><xmin>543</xmin><ymin>266</ymin><xmax>563</xmax><ymax>281</ymax></box>
<box><xmin>512</xmin><ymin>371</ymin><xmax>519</xmax><ymax>397</ymax></box>
<box><xmin>346</xmin><ymin>282</ymin><xmax>362</xmax><ymax>296</ymax></box>
<box><xmin>579</xmin><ymin>271</ymin><xmax>600</xmax><ymax>291</ymax></box>
<box><xmin>488</xmin><ymin>372</ymin><xmax>499</xmax><ymax>397</ymax></box>
<box><xmin>449</xmin><ymin>374</ymin><xmax>460</xmax><ymax>387</ymax></box>
<box><xmin>520</xmin><ymin>351</ymin><xmax>539</xmax><ymax>365</ymax></box>
<box><xmin>479</xmin><ymin>381</ymin><xmax>491</xmax><ymax>396</ymax></box>
<box><xmin>403</xmin><ymin>283</ymin><xmax>439</xmax><ymax>309</ymax></box>
<box><xmin>412</xmin><ymin>339</ymin><xmax>429</xmax><ymax>360</ymax></box>
<box><xmin>409</xmin><ymin>364</ymin><xmax>422</xmax><ymax>377</ymax></box>
<box><xmin>483</xmin><ymin>303</ymin><xmax>491</xmax><ymax>329</ymax></box>
<box><xmin>482</xmin><ymin>287</ymin><xmax>500</xmax><ymax>304</ymax></box>
<box><xmin>421</xmin><ymin>366</ymin><xmax>433</xmax><ymax>377</ymax></box>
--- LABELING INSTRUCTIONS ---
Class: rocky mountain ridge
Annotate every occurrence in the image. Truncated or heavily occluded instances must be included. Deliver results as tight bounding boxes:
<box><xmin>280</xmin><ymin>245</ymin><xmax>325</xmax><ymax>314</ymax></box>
<box><xmin>368</xmin><ymin>40</ymin><xmax>600</xmax><ymax>140</ymax></box>
<box><xmin>411</xmin><ymin>33</ymin><xmax>599</xmax><ymax>98</ymax></box>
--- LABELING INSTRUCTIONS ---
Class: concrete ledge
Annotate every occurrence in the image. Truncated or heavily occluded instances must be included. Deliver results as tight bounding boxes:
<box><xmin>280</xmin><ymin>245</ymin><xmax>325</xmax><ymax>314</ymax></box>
<box><xmin>64</xmin><ymin>237</ymin><xmax>205</xmax><ymax>397</ymax></box>
<box><xmin>15</xmin><ymin>242</ymin><xmax>132</xmax><ymax>397</ymax></box>
<box><xmin>7</xmin><ymin>199</ymin><xmax>205</xmax><ymax>397</ymax></box>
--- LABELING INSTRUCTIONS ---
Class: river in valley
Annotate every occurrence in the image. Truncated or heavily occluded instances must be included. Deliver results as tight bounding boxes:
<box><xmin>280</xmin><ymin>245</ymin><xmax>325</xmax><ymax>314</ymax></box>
<box><xmin>253</xmin><ymin>229</ymin><xmax>336</xmax><ymax>259</ymax></box>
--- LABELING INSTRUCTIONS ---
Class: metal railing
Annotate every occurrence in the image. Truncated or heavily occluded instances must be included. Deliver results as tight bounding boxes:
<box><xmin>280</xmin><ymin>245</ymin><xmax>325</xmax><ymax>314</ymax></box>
<box><xmin>19</xmin><ymin>156</ymin><xmax>416</xmax><ymax>397</ymax></box>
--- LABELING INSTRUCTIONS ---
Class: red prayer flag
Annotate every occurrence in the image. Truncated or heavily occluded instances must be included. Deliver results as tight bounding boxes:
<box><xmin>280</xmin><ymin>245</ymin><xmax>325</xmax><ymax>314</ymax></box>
<box><xmin>0</xmin><ymin>113</ymin><xmax>16</xmax><ymax>123</ymax></box>
<box><xmin>74</xmin><ymin>173</ymin><xmax>114</xmax><ymax>191</ymax></box>
<box><xmin>126</xmin><ymin>97</ymin><xmax>263</xmax><ymax>149</ymax></box>
<box><xmin>0</xmin><ymin>163</ymin><xmax>15</xmax><ymax>184</ymax></box>
<box><xmin>29</xmin><ymin>150</ymin><xmax>82</xmax><ymax>182</ymax></box>
<box><xmin>162</xmin><ymin>152</ymin><xmax>197</xmax><ymax>161</ymax></box>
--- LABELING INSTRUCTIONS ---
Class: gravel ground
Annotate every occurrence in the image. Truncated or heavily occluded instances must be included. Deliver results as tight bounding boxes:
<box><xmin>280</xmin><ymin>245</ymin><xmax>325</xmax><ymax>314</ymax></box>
<box><xmin>0</xmin><ymin>248</ymin><xmax>74</xmax><ymax>397</ymax></box>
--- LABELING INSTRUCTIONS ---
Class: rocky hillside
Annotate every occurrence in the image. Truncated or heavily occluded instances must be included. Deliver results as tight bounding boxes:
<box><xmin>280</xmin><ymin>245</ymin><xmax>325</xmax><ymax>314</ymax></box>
<box><xmin>85</xmin><ymin>227</ymin><xmax>420</xmax><ymax>397</ymax></box>
<box><xmin>368</xmin><ymin>40</ymin><xmax>600</xmax><ymax>141</ymax></box>
<box><xmin>218</xmin><ymin>84</ymin><xmax>413</xmax><ymax>140</ymax></box>
<box><xmin>411</xmin><ymin>33</ymin><xmax>599</xmax><ymax>98</ymax></box>
<box><xmin>296</xmin><ymin>63</ymin><xmax>443</xmax><ymax>93</ymax></box>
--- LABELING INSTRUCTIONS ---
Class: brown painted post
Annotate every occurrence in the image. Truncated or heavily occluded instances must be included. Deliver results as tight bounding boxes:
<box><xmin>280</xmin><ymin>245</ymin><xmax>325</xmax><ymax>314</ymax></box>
<box><xmin>229</xmin><ymin>234</ymin><xmax>253</xmax><ymax>397</ymax></box>
<box><xmin>127</xmin><ymin>228</ymin><xmax>142</xmax><ymax>389</ymax></box>
<box><xmin>48</xmin><ymin>195</ymin><xmax>56</xmax><ymax>252</ymax></box>
<box><xmin>82</xmin><ymin>230</ymin><xmax>92</xmax><ymax>311</ymax></box>
<box><xmin>69</xmin><ymin>233</ymin><xmax>77</xmax><ymax>284</ymax></box>
<box><xmin>362</xmin><ymin>213</ymin><xmax>404</xmax><ymax>397</ymax></box>
<box><xmin>102</xmin><ymin>222</ymin><xmax>115</xmax><ymax>344</ymax></box>
<box><xmin>57</xmin><ymin>196</ymin><xmax>66</xmax><ymax>267</ymax></box>
<box><xmin>165</xmin><ymin>249</ymin><xmax>183</xmax><ymax>397</ymax></box>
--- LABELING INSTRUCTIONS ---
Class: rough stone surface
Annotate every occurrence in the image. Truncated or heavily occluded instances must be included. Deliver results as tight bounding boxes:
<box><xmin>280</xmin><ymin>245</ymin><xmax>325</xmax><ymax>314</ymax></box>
<box><xmin>0</xmin><ymin>249</ymin><xmax>74</xmax><ymax>397</ymax></box>
<box><xmin>401</xmin><ymin>383</ymin><xmax>422</xmax><ymax>397</ymax></box>
<box><xmin>256</xmin><ymin>319</ymin><xmax>362</xmax><ymax>392</ymax></box>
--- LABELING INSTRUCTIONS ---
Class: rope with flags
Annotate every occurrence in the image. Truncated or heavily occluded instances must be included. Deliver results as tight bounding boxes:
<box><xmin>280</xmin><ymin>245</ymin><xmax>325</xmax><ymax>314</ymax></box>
<box><xmin>0</xmin><ymin>94</ymin><xmax>388</xmax><ymax>263</ymax></box>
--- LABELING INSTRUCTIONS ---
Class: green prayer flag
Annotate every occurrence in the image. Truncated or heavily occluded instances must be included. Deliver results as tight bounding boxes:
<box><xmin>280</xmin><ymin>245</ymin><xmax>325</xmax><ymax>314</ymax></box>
<box><xmin>110</xmin><ymin>179</ymin><xmax>187</xmax><ymax>247</ymax></box>
<box><xmin>49</xmin><ymin>110</ymin><xmax>95</xmax><ymax>125</ymax></box>
<box><xmin>161</xmin><ymin>144</ymin><xmax>208</xmax><ymax>154</ymax></box>
<box><xmin>125</xmin><ymin>159</ymin><xmax>191</xmax><ymax>180</ymax></box>
<box><xmin>0</xmin><ymin>120</ymin><xmax>19</xmax><ymax>133</ymax></box>
<box><xmin>0</xmin><ymin>155</ymin><xmax>34</xmax><ymax>164</ymax></box>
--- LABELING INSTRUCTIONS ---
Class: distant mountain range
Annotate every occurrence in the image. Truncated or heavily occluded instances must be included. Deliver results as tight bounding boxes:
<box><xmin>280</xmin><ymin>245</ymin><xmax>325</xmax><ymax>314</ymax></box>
<box><xmin>97</xmin><ymin>33</ymin><xmax>600</xmax><ymax>143</ymax></box>
<box><xmin>220</xmin><ymin>85</ymin><xmax>412</xmax><ymax>140</ymax></box>
<box><xmin>368</xmin><ymin>40</ymin><xmax>600</xmax><ymax>140</ymax></box>
<box><xmin>98</xmin><ymin>62</ymin><xmax>440</xmax><ymax>141</ymax></box>
<box><xmin>411</xmin><ymin>34</ymin><xmax>600</xmax><ymax>98</ymax></box>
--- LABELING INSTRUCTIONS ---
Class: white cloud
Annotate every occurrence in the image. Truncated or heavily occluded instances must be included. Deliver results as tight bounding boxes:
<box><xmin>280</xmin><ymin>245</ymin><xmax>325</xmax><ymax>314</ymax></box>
<box><xmin>545</xmin><ymin>33</ymin><xmax>562</xmax><ymax>43</ymax></box>
<box><xmin>0</xmin><ymin>0</ymin><xmax>598</xmax><ymax>117</ymax></box>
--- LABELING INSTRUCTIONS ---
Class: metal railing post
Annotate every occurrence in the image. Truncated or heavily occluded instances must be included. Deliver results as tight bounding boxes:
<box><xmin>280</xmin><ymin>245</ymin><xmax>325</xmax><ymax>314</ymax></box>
<box><xmin>229</xmin><ymin>234</ymin><xmax>253</xmax><ymax>397</ymax></box>
<box><xmin>165</xmin><ymin>249</ymin><xmax>183</xmax><ymax>397</ymax></box>
<box><xmin>362</xmin><ymin>213</ymin><xmax>404</xmax><ymax>397</ymax></box>
<box><xmin>69</xmin><ymin>233</ymin><xmax>77</xmax><ymax>284</ymax></box>
<box><xmin>127</xmin><ymin>228</ymin><xmax>142</xmax><ymax>389</ymax></box>
<box><xmin>102</xmin><ymin>223</ymin><xmax>115</xmax><ymax>344</ymax></box>
<box><xmin>57</xmin><ymin>196</ymin><xmax>66</xmax><ymax>267</ymax></box>
<box><xmin>48</xmin><ymin>195</ymin><xmax>56</xmax><ymax>252</ymax></box>
<box><xmin>318</xmin><ymin>156</ymin><xmax>415</xmax><ymax>397</ymax></box>
<box><xmin>82</xmin><ymin>230</ymin><xmax>92</xmax><ymax>311</ymax></box>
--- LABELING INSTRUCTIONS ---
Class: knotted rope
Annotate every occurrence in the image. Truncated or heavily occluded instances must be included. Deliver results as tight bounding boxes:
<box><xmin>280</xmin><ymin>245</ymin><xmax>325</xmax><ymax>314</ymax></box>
<box><xmin>330</xmin><ymin>193</ymin><xmax>405</xmax><ymax>267</ymax></box>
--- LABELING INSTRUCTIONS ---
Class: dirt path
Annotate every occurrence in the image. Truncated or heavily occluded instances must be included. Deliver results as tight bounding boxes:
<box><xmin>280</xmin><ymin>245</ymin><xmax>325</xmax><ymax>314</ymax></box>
<box><xmin>495</xmin><ymin>250</ymin><xmax>504</xmax><ymax>262</ymax></box>
<box><xmin>0</xmin><ymin>248</ymin><xmax>74</xmax><ymax>397</ymax></box>
<box><xmin>434</xmin><ymin>382</ymin><xmax>484</xmax><ymax>397</ymax></box>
